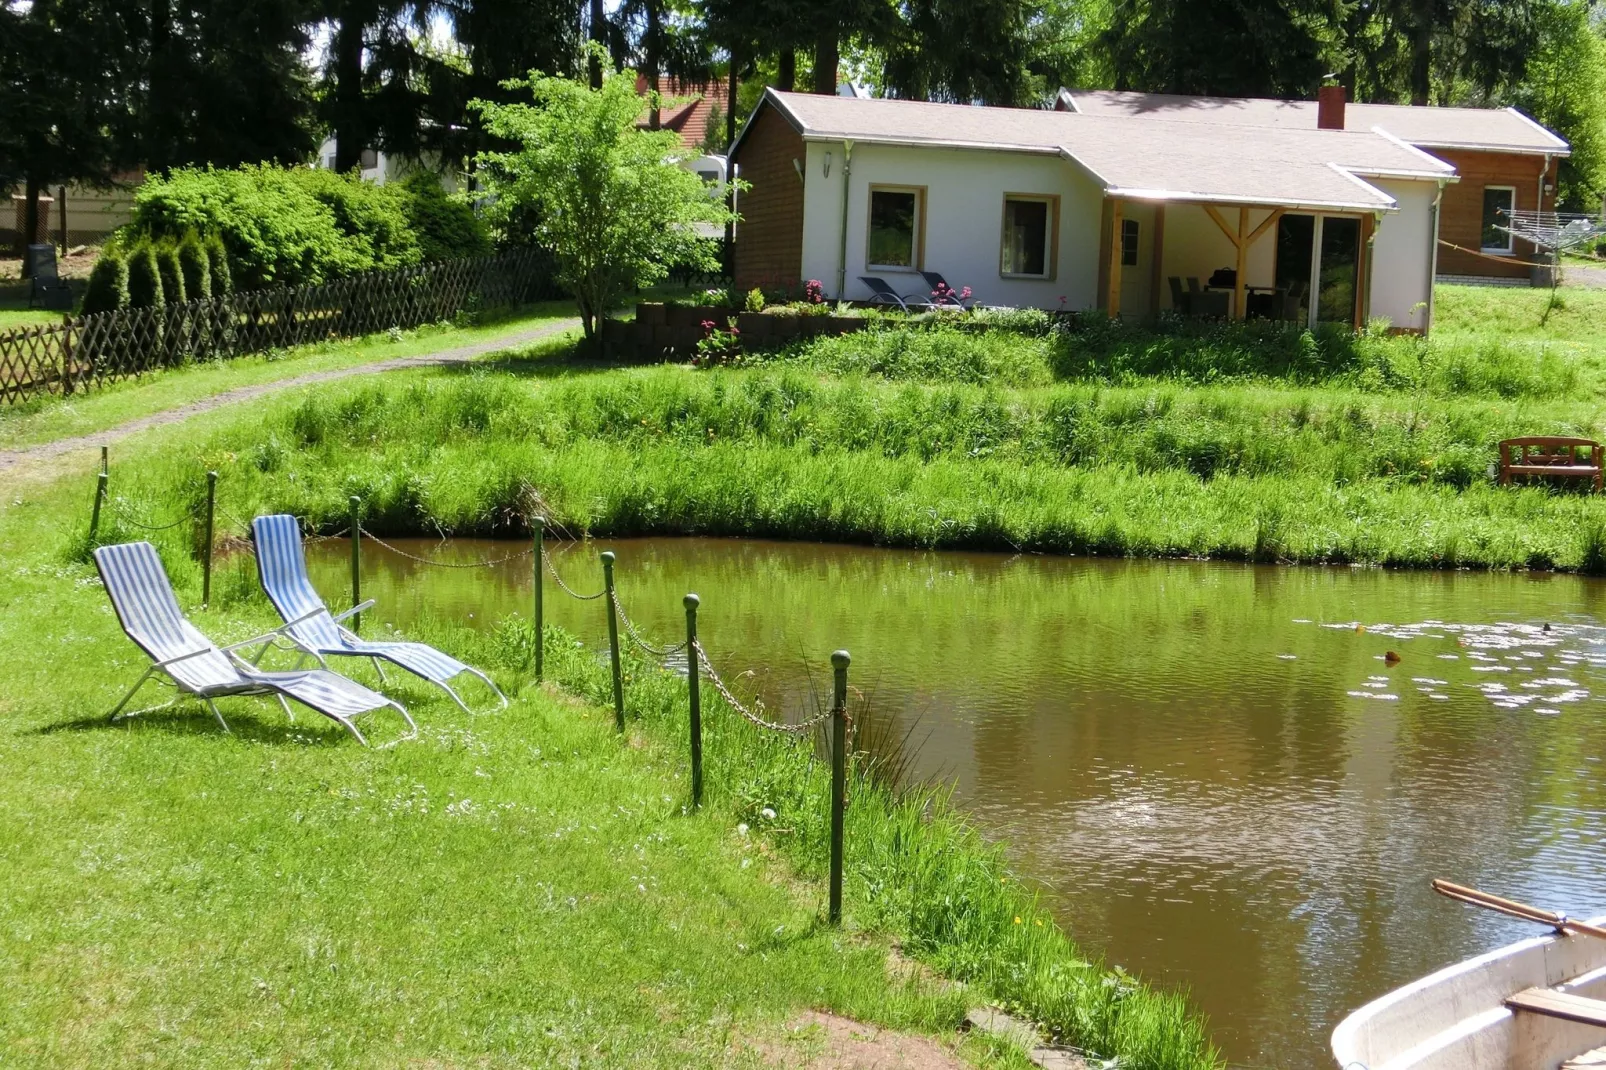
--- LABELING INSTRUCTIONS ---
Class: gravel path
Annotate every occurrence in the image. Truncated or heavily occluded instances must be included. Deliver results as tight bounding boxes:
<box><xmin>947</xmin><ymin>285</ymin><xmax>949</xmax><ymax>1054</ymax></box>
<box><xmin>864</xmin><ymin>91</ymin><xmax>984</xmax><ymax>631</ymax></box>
<box><xmin>0</xmin><ymin>318</ymin><xmax>576</xmax><ymax>495</ymax></box>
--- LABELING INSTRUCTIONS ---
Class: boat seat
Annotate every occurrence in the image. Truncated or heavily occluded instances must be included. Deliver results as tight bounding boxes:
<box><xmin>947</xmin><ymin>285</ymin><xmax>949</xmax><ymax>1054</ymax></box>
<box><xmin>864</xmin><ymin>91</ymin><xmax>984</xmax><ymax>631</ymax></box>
<box><xmin>1563</xmin><ymin>1046</ymin><xmax>1606</xmax><ymax>1069</ymax></box>
<box><xmin>1507</xmin><ymin>987</ymin><xmax>1606</xmax><ymax>1028</ymax></box>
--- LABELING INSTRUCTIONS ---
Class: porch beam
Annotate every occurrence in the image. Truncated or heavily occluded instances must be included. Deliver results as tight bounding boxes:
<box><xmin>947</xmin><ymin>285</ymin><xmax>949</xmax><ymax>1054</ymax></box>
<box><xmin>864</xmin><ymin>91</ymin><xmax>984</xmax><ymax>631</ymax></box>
<box><xmin>1246</xmin><ymin>207</ymin><xmax>1285</xmax><ymax>247</ymax></box>
<box><xmin>1203</xmin><ymin>204</ymin><xmax>1238</xmax><ymax>248</ymax></box>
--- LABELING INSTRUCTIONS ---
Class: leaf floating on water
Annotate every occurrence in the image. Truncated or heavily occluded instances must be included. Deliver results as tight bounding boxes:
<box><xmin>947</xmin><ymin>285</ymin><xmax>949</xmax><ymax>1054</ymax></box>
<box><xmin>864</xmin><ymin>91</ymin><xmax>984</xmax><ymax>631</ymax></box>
<box><xmin>1384</xmin><ymin>651</ymin><xmax>1401</xmax><ymax>664</ymax></box>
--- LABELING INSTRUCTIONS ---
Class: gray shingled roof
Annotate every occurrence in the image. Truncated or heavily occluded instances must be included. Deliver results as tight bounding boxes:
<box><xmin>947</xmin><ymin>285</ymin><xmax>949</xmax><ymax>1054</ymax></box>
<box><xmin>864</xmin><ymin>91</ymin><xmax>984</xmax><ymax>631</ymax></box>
<box><xmin>1061</xmin><ymin>89</ymin><xmax>1570</xmax><ymax>155</ymax></box>
<box><xmin>753</xmin><ymin>90</ymin><xmax>1454</xmax><ymax>213</ymax></box>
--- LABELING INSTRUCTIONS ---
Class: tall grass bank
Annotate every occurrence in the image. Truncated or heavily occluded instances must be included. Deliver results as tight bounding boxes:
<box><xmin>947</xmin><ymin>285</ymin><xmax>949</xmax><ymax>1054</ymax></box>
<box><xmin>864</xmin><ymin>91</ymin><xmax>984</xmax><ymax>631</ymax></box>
<box><xmin>146</xmin><ymin>352</ymin><xmax>1606</xmax><ymax>570</ymax></box>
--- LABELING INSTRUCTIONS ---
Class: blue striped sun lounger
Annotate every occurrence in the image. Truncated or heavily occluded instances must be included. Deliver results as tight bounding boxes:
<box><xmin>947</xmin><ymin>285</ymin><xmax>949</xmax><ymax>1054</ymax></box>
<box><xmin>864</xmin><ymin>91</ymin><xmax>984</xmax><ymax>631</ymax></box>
<box><xmin>94</xmin><ymin>541</ymin><xmax>416</xmax><ymax>746</ymax></box>
<box><xmin>251</xmin><ymin>514</ymin><xmax>508</xmax><ymax>714</ymax></box>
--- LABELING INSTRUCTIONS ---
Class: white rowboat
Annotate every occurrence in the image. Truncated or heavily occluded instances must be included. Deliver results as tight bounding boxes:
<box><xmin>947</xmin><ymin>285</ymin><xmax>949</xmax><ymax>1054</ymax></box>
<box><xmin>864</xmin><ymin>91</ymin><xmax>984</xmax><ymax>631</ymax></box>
<box><xmin>1332</xmin><ymin>917</ymin><xmax>1606</xmax><ymax>1069</ymax></box>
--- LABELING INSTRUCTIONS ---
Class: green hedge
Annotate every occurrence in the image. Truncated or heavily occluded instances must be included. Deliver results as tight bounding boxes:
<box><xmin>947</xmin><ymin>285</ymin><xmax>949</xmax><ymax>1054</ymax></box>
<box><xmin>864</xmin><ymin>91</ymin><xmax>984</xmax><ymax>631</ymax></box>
<box><xmin>126</xmin><ymin>164</ymin><xmax>491</xmax><ymax>293</ymax></box>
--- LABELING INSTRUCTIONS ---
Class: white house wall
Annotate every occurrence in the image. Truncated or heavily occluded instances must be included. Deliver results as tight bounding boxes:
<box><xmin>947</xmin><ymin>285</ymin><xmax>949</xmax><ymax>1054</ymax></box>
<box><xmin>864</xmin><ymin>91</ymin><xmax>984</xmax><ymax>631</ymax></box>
<box><xmin>1368</xmin><ymin>178</ymin><xmax>1437</xmax><ymax>332</ymax></box>
<box><xmin>800</xmin><ymin>141</ymin><xmax>1104</xmax><ymax>309</ymax></box>
<box><xmin>1157</xmin><ymin>204</ymin><xmax>1278</xmax><ymax>310</ymax></box>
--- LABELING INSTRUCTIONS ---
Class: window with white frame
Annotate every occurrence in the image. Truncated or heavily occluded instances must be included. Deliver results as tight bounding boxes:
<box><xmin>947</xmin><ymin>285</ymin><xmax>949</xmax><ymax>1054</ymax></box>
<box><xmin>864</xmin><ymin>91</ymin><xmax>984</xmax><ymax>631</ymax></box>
<box><xmin>1000</xmin><ymin>194</ymin><xmax>1058</xmax><ymax>278</ymax></box>
<box><xmin>867</xmin><ymin>186</ymin><xmax>923</xmax><ymax>270</ymax></box>
<box><xmin>1482</xmin><ymin>186</ymin><xmax>1515</xmax><ymax>253</ymax></box>
<box><xmin>1121</xmin><ymin>218</ymin><xmax>1140</xmax><ymax>267</ymax></box>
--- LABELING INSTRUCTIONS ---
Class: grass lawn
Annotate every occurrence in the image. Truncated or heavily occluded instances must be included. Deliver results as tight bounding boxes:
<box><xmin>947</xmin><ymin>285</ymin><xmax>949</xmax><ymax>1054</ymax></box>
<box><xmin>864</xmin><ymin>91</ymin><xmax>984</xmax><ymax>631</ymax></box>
<box><xmin>0</xmin><ymin>469</ymin><xmax>1046</xmax><ymax>1068</ymax></box>
<box><xmin>0</xmin><ymin>302</ymin><xmax>578</xmax><ymax>452</ymax></box>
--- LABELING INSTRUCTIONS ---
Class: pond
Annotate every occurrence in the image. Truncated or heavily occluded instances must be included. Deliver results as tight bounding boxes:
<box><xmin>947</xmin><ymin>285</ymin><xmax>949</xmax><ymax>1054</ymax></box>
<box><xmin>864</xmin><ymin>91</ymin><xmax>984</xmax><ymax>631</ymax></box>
<box><xmin>307</xmin><ymin>535</ymin><xmax>1606</xmax><ymax>1069</ymax></box>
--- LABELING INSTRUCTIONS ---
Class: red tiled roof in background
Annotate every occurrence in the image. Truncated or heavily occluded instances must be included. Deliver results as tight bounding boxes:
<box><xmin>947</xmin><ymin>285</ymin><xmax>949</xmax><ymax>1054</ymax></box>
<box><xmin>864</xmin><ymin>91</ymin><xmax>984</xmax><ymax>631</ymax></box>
<box><xmin>637</xmin><ymin>76</ymin><xmax>729</xmax><ymax>151</ymax></box>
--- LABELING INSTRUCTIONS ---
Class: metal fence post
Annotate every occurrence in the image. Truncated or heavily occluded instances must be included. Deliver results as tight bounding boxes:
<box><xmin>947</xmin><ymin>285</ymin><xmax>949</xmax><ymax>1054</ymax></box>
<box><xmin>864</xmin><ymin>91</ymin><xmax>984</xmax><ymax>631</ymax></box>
<box><xmin>533</xmin><ymin>516</ymin><xmax>545</xmax><ymax>681</ymax></box>
<box><xmin>202</xmin><ymin>470</ymin><xmax>217</xmax><ymax>605</ymax></box>
<box><xmin>87</xmin><ymin>445</ymin><xmax>109</xmax><ymax>545</ymax></box>
<box><xmin>685</xmin><ymin>593</ymin><xmax>703</xmax><ymax>808</ymax></box>
<box><xmin>100</xmin><ymin>445</ymin><xmax>108</xmax><ymax>475</ymax></box>
<box><xmin>89</xmin><ymin>471</ymin><xmax>107</xmax><ymax>545</ymax></box>
<box><xmin>829</xmin><ymin>649</ymin><xmax>850</xmax><ymax>926</ymax></box>
<box><xmin>602</xmin><ymin>550</ymin><xmax>624</xmax><ymax>731</ymax></box>
<box><xmin>349</xmin><ymin>495</ymin><xmax>362</xmax><ymax>635</ymax></box>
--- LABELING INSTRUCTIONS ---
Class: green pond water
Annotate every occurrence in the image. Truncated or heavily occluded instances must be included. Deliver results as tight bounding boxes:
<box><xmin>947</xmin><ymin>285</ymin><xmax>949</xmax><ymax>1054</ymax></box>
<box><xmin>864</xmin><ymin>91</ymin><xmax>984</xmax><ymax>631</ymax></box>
<box><xmin>306</xmin><ymin>536</ymin><xmax>1606</xmax><ymax>1069</ymax></box>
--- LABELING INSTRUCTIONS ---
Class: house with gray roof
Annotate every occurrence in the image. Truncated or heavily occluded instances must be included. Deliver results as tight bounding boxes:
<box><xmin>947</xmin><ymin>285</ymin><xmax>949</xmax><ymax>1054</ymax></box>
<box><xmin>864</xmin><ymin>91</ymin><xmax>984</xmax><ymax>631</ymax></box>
<box><xmin>729</xmin><ymin>87</ymin><xmax>1461</xmax><ymax>332</ymax></box>
<box><xmin>1058</xmin><ymin>87</ymin><xmax>1571</xmax><ymax>285</ymax></box>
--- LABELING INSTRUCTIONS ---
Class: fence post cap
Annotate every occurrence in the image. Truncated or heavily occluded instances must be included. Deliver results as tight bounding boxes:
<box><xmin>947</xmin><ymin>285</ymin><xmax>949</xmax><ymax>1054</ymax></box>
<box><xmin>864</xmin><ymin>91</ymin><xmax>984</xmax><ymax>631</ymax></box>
<box><xmin>349</xmin><ymin>495</ymin><xmax>361</xmax><ymax>506</ymax></box>
<box><xmin>600</xmin><ymin>550</ymin><xmax>616</xmax><ymax>564</ymax></box>
<box><xmin>533</xmin><ymin>514</ymin><xmax>546</xmax><ymax>527</ymax></box>
<box><xmin>831</xmin><ymin>649</ymin><xmax>851</xmax><ymax>668</ymax></box>
<box><xmin>683</xmin><ymin>592</ymin><xmax>700</xmax><ymax>609</ymax></box>
<box><xmin>207</xmin><ymin>470</ymin><xmax>218</xmax><ymax>481</ymax></box>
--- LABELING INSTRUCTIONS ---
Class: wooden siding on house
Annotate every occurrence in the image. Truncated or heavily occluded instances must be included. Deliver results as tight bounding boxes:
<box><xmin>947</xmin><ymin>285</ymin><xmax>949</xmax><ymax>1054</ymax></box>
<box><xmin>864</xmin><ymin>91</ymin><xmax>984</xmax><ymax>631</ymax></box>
<box><xmin>1432</xmin><ymin>148</ymin><xmax>1556</xmax><ymax>279</ymax></box>
<box><xmin>731</xmin><ymin>104</ymin><xmax>806</xmax><ymax>294</ymax></box>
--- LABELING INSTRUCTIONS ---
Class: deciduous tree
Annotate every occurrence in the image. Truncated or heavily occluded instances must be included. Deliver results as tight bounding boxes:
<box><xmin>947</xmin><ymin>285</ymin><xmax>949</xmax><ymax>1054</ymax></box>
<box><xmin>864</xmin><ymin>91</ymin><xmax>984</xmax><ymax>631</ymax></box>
<box><xmin>472</xmin><ymin>56</ymin><xmax>737</xmax><ymax>344</ymax></box>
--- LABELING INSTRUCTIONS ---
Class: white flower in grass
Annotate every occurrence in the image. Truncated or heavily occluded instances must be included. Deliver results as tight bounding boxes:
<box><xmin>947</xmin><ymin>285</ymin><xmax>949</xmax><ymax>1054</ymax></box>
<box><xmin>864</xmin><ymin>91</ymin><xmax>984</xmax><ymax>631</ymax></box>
<box><xmin>761</xmin><ymin>807</ymin><xmax>776</xmax><ymax>821</ymax></box>
<box><xmin>736</xmin><ymin>823</ymin><xmax>749</xmax><ymax>837</ymax></box>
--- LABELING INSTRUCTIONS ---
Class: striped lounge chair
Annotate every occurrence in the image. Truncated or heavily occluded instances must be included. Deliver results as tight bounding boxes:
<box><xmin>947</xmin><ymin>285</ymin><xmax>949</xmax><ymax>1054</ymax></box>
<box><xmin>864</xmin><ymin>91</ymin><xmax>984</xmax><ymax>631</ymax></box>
<box><xmin>251</xmin><ymin>514</ymin><xmax>507</xmax><ymax>713</ymax></box>
<box><xmin>94</xmin><ymin>541</ymin><xmax>416</xmax><ymax>746</ymax></box>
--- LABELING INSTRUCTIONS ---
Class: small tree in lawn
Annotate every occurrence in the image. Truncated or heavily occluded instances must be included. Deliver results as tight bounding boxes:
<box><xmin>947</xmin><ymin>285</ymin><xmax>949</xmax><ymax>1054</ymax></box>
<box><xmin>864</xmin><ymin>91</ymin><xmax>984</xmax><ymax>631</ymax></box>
<box><xmin>472</xmin><ymin>53</ymin><xmax>737</xmax><ymax>348</ymax></box>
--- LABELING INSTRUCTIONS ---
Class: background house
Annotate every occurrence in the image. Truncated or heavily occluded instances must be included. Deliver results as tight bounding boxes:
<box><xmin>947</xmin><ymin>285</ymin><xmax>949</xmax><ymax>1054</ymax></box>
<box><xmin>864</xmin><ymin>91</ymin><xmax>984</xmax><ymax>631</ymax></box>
<box><xmin>730</xmin><ymin>90</ymin><xmax>1453</xmax><ymax>332</ymax></box>
<box><xmin>1057</xmin><ymin>87</ymin><xmax>1571</xmax><ymax>285</ymax></box>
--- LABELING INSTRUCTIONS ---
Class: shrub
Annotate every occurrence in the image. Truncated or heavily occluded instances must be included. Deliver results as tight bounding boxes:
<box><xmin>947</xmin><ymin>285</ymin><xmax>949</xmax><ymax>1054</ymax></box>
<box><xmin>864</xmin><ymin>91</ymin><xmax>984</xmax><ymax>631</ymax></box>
<box><xmin>745</xmin><ymin>287</ymin><xmax>765</xmax><ymax>313</ymax></box>
<box><xmin>155</xmin><ymin>243</ymin><xmax>186</xmax><ymax>305</ymax></box>
<box><xmin>129</xmin><ymin>164</ymin><xmax>423</xmax><ymax>291</ymax></box>
<box><xmin>400</xmin><ymin>171</ymin><xmax>490</xmax><ymax>261</ymax></box>
<box><xmin>80</xmin><ymin>251</ymin><xmax>129</xmax><ymax>315</ymax></box>
<box><xmin>294</xmin><ymin>166</ymin><xmax>419</xmax><ymax>271</ymax></box>
<box><xmin>126</xmin><ymin>245</ymin><xmax>164</xmax><ymax>308</ymax></box>
<box><xmin>178</xmin><ymin>234</ymin><xmax>212</xmax><ymax>301</ymax></box>
<box><xmin>204</xmin><ymin>234</ymin><xmax>232</xmax><ymax>295</ymax></box>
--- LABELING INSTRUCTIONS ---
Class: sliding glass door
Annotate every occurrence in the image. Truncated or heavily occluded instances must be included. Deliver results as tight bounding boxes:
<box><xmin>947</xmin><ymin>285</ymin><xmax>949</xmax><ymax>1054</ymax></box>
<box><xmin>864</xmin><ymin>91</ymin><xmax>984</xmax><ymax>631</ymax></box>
<box><xmin>1315</xmin><ymin>217</ymin><xmax>1360</xmax><ymax>325</ymax></box>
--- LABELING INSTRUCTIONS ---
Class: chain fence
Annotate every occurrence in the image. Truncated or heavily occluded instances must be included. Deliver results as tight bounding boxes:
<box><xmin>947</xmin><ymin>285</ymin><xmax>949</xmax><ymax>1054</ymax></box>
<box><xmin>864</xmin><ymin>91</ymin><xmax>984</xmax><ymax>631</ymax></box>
<box><xmin>105</xmin><ymin>496</ymin><xmax>202</xmax><ymax>532</ymax></box>
<box><xmin>541</xmin><ymin>545</ymin><xmax>606</xmax><ymax>600</ymax></box>
<box><xmin>359</xmin><ymin>527</ymin><xmax>535</xmax><ymax>569</ymax></box>
<box><xmin>1</xmin><ymin>247</ymin><xmax>560</xmax><ymax>407</ymax></box>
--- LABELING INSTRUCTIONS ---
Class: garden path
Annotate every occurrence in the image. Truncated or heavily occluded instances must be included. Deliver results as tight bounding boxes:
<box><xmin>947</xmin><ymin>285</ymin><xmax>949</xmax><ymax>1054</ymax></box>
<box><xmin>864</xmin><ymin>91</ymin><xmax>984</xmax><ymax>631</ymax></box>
<box><xmin>0</xmin><ymin>317</ymin><xmax>578</xmax><ymax>502</ymax></box>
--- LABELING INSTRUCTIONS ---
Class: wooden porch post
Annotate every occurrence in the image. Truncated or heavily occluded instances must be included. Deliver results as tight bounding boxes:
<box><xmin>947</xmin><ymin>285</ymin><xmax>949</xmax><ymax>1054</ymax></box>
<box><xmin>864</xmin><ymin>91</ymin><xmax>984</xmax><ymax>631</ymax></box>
<box><xmin>1107</xmin><ymin>199</ymin><xmax>1124</xmax><ymax>316</ymax></box>
<box><xmin>1234</xmin><ymin>207</ymin><xmax>1249</xmax><ymax>320</ymax></box>
<box><xmin>1149</xmin><ymin>204</ymin><xmax>1166</xmax><ymax>318</ymax></box>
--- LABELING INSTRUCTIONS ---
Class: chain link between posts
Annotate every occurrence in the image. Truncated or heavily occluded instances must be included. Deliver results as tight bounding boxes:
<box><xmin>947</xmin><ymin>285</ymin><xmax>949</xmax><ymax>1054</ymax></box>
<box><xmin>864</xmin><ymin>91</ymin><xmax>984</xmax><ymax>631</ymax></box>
<box><xmin>359</xmin><ymin>526</ymin><xmax>535</xmax><ymax>569</ymax></box>
<box><xmin>609</xmin><ymin>588</ymin><xmax>689</xmax><ymax>657</ymax></box>
<box><xmin>541</xmin><ymin>545</ymin><xmax>606</xmax><ymax>600</ymax></box>
<box><xmin>106</xmin><ymin>497</ymin><xmax>202</xmax><ymax>532</ymax></box>
<box><xmin>691</xmin><ymin>639</ymin><xmax>837</xmax><ymax>736</ymax></box>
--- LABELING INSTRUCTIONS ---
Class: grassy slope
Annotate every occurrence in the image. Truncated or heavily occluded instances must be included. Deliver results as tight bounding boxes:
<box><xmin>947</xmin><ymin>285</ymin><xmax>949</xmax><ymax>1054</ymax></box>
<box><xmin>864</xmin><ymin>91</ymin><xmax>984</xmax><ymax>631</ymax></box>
<box><xmin>0</xmin><ymin>301</ymin><xmax>578</xmax><ymax>451</ymax></box>
<box><xmin>0</xmin><ymin>470</ymin><xmax>1033</xmax><ymax>1069</ymax></box>
<box><xmin>3</xmin><ymin>427</ymin><xmax>1222</xmax><ymax>1068</ymax></box>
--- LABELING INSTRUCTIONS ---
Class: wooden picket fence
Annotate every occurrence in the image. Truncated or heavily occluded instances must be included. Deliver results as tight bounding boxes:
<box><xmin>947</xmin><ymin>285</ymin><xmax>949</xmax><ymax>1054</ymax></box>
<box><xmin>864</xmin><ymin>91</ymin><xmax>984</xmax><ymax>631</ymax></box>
<box><xmin>0</xmin><ymin>248</ymin><xmax>560</xmax><ymax>406</ymax></box>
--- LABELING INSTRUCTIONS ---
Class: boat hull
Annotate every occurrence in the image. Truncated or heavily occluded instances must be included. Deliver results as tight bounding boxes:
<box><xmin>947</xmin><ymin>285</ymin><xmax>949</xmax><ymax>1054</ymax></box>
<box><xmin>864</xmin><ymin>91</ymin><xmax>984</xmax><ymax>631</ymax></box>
<box><xmin>1333</xmin><ymin>918</ymin><xmax>1606</xmax><ymax>1070</ymax></box>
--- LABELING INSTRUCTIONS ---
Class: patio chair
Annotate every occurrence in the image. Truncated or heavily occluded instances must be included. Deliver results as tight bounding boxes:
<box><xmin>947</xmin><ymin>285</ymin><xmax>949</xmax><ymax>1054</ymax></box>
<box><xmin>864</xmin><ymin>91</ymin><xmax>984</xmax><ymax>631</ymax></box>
<box><xmin>94</xmin><ymin>541</ymin><xmax>415</xmax><ymax>746</ymax></box>
<box><xmin>918</xmin><ymin>271</ymin><xmax>972</xmax><ymax>309</ymax></box>
<box><xmin>859</xmin><ymin>276</ymin><xmax>936</xmax><ymax>312</ymax></box>
<box><xmin>1167</xmin><ymin>276</ymin><xmax>1191</xmax><ymax>315</ymax></box>
<box><xmin>251</xmin><ymin>514</ymin><xmax>508</xmax><ymax>714</ymax></box>
<box><xmin>26</xmin><ymin>244</ymin><xmax>73</xmax><ymax>310</ymax></box>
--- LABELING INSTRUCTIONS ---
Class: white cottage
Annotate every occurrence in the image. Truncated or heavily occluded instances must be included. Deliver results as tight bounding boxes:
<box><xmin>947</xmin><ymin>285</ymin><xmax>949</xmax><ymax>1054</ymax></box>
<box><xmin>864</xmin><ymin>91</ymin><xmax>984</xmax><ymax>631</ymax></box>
<box><xmin>727</xmin><ymin>89</ymin><xmax>1457</xmax><ymax>333</ymax></box>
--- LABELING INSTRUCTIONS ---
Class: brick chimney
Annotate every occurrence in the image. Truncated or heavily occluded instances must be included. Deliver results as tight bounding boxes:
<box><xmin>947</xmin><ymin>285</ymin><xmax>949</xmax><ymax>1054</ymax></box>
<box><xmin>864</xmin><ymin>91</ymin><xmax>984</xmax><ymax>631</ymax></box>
<box><xmin>1318</xmin><ymin>85</ymin><xmax>1346</xmax><ymax>130</ymax></box>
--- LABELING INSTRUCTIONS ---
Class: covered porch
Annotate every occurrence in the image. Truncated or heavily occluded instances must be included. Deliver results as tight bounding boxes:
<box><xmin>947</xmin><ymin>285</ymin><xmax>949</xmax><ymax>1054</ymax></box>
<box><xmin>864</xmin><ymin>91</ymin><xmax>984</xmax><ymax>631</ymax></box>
<box><xmin>1098</xmin><ymin>198</ymin><xmax>1378</xmax><ymax>330</ymax></box>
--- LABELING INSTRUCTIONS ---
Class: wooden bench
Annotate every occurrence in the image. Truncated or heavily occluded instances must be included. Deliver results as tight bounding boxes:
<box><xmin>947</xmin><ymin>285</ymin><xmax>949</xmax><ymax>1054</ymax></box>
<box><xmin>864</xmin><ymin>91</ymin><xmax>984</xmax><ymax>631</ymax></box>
<box><xmin>1500</xmin><ymin>437</ymin><xmax>1603</xmax><ymax>492</ymax></box>
<box><xmin>1508</xmin><ymin>986</ymin><xmax>1606</xmax><ymax>1028</ymax></box>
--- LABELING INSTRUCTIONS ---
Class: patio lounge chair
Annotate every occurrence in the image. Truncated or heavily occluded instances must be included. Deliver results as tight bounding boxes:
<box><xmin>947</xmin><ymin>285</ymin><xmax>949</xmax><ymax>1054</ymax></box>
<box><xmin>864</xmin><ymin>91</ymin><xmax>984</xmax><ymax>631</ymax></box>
<box><xmin>26</xmin><ymin>244</ymin><xmax>73</xmax><ymax>311</ymax></box>
<box><xmin>859</xmin><ymin>276</ymin><xmax>936</xmax><ymax>312</ymax></box>
<box><xmin>918</xmin><ymin>271</ymin><xmax>972</xmax><ymax>309</ymax></box>
<box><xmin>94</xmin><ymin>541</ymin><xmax>415</xmax><ymax>745</ymax></box>
<box><xmin>251</xmin><ymin>514</ymin><xmax>508</xmax><ymax>714</ymax></box>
